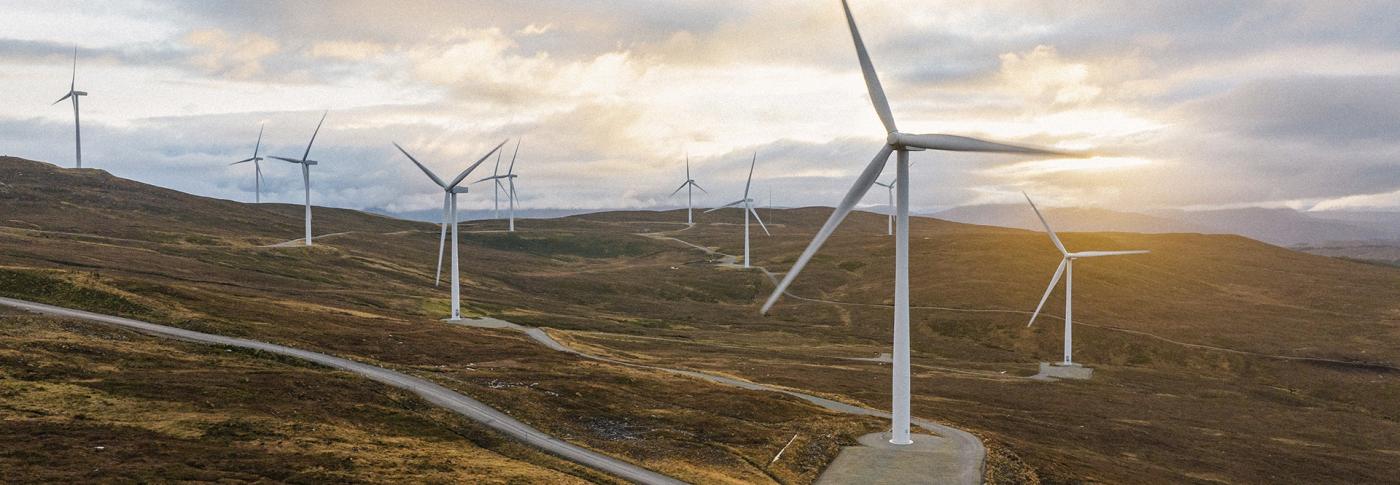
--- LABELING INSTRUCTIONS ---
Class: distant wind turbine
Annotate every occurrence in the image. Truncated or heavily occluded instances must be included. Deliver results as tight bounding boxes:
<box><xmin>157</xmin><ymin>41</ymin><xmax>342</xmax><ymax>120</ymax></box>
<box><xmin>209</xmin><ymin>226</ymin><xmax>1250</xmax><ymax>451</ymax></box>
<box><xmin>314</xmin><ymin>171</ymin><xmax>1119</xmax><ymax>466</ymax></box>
<box><xmin>705</xmin><ymin>153</ymin><xmax>768</xmax><ymax>268</ymax></box>
<box><xmin>669</xmin><ymin>155</ymin><xmax>707</xmax><ymax>224</ymax></box>
<box><xmin>874</xmin><ymin>178</ymin><xmax>895</xmax><ymax>236</ymax></box>
<box><xmin>52</xmin><ymin>48</ymin><xmax>87</xmax><ymax>169</ymax></box>
<box><xmin>395</xmin><ymin>139</ymin><xmax>508</xmax><ymax>321</ymax></box>
<box><xmin>229</xmin><ymin>125</ymin><xmax>265</xmax><ymax>203</ymax></box>
<box><xmin>761</xmin><ymin>0</ymin><xmax>1080</xmax><ymax>446</ymax></box>
<box><xmin>476</xmin><ymin>139</ymin><xmax>522</xmax><ymax>232</ymax></box>
<box><xmin>269</xmin><ymin>111</ymin><xmax>328</xmax><ymax>247</ymax></box>
<box><xmin>1024</xmin><ymin>193</ymin><xmax>1148</xmax><ymax>366</ymax></box>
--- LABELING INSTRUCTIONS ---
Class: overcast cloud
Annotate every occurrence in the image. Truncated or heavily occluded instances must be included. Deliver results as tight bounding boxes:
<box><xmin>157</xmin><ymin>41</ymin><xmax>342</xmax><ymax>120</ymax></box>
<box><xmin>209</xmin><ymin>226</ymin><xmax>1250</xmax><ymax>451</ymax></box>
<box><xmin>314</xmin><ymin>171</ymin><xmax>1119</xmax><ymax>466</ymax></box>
<box><xmin>2</xmin><ymin>0</ymin><xmax>1398</xmax><ymax>213</ymax></box>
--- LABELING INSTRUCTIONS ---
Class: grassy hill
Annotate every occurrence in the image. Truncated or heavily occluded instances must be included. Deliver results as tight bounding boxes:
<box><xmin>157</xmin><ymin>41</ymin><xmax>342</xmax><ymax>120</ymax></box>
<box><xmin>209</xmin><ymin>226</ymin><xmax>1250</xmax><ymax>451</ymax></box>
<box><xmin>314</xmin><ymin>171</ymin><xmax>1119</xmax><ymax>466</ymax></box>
<box><xmin>2</xmin><ymin>156</ymin><xmax>1398</xmax><ymax>483</ymax></box>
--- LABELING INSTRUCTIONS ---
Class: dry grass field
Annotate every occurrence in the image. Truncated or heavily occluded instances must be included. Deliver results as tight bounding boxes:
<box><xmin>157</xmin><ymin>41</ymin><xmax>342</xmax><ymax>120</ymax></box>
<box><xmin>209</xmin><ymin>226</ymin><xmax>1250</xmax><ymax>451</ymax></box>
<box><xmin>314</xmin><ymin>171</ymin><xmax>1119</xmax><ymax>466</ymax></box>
<box><xmin>3</xmin><ymin>156</ymin><xmax>1399</xmax><ymax>483</ymax></box>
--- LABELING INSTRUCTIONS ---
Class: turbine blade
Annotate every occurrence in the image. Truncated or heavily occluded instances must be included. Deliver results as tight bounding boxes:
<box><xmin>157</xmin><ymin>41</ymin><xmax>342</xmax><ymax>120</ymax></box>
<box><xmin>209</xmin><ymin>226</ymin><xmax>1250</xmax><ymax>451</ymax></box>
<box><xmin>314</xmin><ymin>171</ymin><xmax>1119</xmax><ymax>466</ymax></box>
<box><xmin>761</xmin><ymin>144</ymin><xmax>894</xmax><ymax>314</ymax></box>
<box><xmin>302</xmin><ymin>110</ymin><xmax>328</xmax><ymax>161</ymax></box>
<box><xmin>705</xmin><ymin>199</ymin><xmax>747</xmax><ymax>213</ymax></box>
<box><xmin>691</xmin><ymin>182</ymin><xmax>708</xmax><ymax>194</ymax></box>
<box><xmin>52</xmin><ymin>92</ymin><xmax>72</xmax><ymax>105</ymax></box>
<box><xmin>253</xmin><ymin>124</ymin><xmax>263</xmax><ymax>158</ymax></box>
<box><xmin>269</xmin><ymin>156</ymin><xmax>305</xmax><ymax>164</ymax></box>
<box><xmin>841</xmin><ymin>0</ymin><xmax>897</xmax><ymax>133</ymax></box>
<box><xmin>685</xmin><ymin>155</ymin><xmax>691</xmax><ymax>180</ymax></box>
<box><xmin>447</xmin><ymin>139</ymin><xmax>508</xmax><ymax>188</ymax></box>
<box><xmin>750</xmin><ymin>205</ymin><xmax>770</xmax><ymax>235</ymax></box>
<box><xmin>493</xmin><ymin>144</ymin><xmax>502</xmax><ymax>176</ymax></box>
<box><xmin>744</xmin><ymin>152</ymin><xmax>756</xmax><ymax>198</ymax></box>
<box><xmin>1028</xmin><ymin>258</ymin><xmax>1068</xmax><ymax>327</ymax></box>
<box><xmin>393</xmin><ymin>142</ymin><xmax>447</xmax><ymax>188</ymax></box>
<box><xmin>670</xmin><ymin>181</ymin><xmax>689</xmax><ymax>197</ymax></box>
<box><xmin>473</xmin><ymin>174</ymin><xmax>507</xmax><ymax>184</ymax></box>
<box><xmin>1070</xmin><ymin>250</ymin><xmax>1150</xmax><ymax>258</ymax></box>
<box><xmin>230</xmin><ymin>158</ymin><xmax>256</xmax><ymax>165</ymax></box>
<box><xmin>507</xmin><ymin>138</ymin><xmax>519</xmax><ymax>175</ymax></box>
<box><xmin>70</xmin><ymin>47</ymin><xmax>77</xmax><ymax>91</ymax></box>
<box><xmin>1023</xmin><ymin>192</ymin><xmax>1068</xmax><ymax>255</ymax></box>
<box><xmin>436</xmin><ymin>193</ymin><xmax>449</xmax><ymax>286</ymax></box>
<box><xmin>898</xmin><ymin>133</ymin><xmax>1076</xmax><ymax>156</ymax></box>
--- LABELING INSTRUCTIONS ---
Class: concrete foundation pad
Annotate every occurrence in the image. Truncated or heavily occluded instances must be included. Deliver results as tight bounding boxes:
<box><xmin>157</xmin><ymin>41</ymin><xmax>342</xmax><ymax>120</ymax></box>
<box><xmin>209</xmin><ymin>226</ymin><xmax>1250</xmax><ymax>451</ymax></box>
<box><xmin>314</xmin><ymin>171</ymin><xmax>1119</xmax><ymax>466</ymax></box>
<box><xmin>1032</xmin><ymin>362</ymin><xmax>1093</xmax><ymax>381</ymax></box>
<box><xmin>817</xmin><ymin>432</ymin><xmax>968</xmax><ymax>485</ymax></box>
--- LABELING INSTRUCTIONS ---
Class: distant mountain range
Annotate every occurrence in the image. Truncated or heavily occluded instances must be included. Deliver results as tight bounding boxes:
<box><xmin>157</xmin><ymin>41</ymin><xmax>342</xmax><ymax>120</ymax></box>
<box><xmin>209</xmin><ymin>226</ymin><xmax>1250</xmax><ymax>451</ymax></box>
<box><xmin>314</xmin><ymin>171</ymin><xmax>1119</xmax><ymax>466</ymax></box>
<box><xmin>928</xmin><ymin>204</ymin><xmax>1400</xmax><ymax>247</ymax></box>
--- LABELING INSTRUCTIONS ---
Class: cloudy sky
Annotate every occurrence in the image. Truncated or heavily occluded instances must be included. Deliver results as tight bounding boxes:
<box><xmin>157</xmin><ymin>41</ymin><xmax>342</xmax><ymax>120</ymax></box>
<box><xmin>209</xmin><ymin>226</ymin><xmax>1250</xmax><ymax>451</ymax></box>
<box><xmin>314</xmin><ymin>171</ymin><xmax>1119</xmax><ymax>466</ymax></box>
<box><xmin>2</xmin><ymin>0</ymin><xmax>1399</xmax><ymax>214</ymax></box>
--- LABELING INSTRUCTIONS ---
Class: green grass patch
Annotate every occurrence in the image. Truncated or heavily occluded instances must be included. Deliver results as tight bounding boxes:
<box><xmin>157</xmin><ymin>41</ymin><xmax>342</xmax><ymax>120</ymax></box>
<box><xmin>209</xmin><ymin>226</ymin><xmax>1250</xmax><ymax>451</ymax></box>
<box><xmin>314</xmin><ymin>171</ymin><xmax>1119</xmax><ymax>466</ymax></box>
<box><xmin>0</xmin><ymin>268</ymin><xmax>153</xmax><ymax>318</ymax></box>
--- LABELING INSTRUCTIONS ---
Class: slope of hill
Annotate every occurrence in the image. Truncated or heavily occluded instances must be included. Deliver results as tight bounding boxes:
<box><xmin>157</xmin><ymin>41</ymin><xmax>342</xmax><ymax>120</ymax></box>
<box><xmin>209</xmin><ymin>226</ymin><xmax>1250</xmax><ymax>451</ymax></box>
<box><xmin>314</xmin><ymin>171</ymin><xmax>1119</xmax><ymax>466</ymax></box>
<box><xmin>0</xmin><ymin>156</ymin><xmax>421</xmax><ymax>244</ymax></box>
<box><xmin>3</xmin><ymin>156</ymin><xmax>1399</xmax><ymax>484</ymax></box>
<box><xmin>0</xmin><ymin>157</ymin><xmax>879</xmax><ymax>484</ymax></box>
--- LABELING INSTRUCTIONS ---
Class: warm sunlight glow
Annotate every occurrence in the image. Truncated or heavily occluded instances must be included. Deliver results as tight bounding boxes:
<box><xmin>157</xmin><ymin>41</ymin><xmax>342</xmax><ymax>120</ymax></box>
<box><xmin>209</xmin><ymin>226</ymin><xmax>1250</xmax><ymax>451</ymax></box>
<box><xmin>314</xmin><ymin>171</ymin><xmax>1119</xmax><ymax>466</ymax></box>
<box><xmin>983</xmin><ymin>156</ymin><xmax>1152</xmax><ymax>177</ymax></box>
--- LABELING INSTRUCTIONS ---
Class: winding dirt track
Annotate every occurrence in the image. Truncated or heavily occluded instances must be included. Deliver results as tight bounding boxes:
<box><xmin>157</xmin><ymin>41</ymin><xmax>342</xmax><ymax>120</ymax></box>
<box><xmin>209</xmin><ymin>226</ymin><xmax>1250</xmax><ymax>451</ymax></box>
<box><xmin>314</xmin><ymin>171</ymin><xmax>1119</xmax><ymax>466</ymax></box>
<box><xmin>0</xmin><ymin>297</ymin><xmax>685</xmax><ymax>485</ymax></box>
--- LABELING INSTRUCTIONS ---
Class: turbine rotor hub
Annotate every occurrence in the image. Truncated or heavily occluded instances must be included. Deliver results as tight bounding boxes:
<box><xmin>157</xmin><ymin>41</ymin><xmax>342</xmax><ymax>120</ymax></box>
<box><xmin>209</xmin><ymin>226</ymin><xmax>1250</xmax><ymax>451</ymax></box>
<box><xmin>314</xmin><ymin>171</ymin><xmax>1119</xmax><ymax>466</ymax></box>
<box><xmin>886</xmin><ymin>132</ymin><xmax>925</xmax><ymax>151</ymax></box>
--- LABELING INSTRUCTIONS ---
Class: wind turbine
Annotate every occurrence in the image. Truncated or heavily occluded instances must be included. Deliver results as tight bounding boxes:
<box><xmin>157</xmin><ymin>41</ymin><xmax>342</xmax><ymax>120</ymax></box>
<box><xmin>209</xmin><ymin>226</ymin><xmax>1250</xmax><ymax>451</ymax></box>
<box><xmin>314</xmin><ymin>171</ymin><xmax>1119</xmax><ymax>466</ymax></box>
<box><xmin>705</xmin><ymin>153</ymin><xmax>768</xmax><ymax>268</ymax></box>
<box><xmin>761</xmin><ymin>0</ymin><xmax>1079</xmax><ymax>446</ymax></box>
<box><xmin>874</xmin><ymin>178</ymin><xmax>895</xmax><ymax>236</ymax></box>
<box><xmin>229</xmin><ymin>125</ymin><xmax>265</xmax><ymax>203</ymax></box>
<box><xmin>52</xmin><ymin>48</ymin><xmax>87</xmax><ymax>168</ymax></box>
<box><xmin>669</xmin><ymin>155</ymin><xmax>707</xmax><ymax>224</ymax></box>
<box><xmin>476</xmin><ymin>139</ymin><xmax>522</xmax><ymax>232</ymax></box>
<box><xmin>395</xmin><ymin>139</ymin><xmax>508</xmax><ymax>321</ymax></box>
<box><xmin>269</xmin><ymin>111</ymin><xmax>328</xmax><ymax>247</ymax></box>
<box><xmin>1024</xmin><ymin>193</ymin><xmax>1148</xmax><ymax>366</ymax></box>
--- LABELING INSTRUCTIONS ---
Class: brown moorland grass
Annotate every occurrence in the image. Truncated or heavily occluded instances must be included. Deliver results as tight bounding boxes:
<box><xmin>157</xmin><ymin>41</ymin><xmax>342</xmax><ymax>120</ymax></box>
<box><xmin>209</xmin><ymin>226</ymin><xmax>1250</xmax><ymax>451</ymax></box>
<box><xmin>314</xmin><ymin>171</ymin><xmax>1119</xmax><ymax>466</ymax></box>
<box><xmin>0</xmin><ymin>157</ymin><xmax>880</xmax><ymax>484</ymax></box>
<box><xmin>0</xmin><ymin>309</ymin><xmax>606</xmax><ymax>484</ymax></box>
<box><xmin>3</xmin><ymin>156</ymin><xmax>1400</xmax><ymax>483</ymax></box>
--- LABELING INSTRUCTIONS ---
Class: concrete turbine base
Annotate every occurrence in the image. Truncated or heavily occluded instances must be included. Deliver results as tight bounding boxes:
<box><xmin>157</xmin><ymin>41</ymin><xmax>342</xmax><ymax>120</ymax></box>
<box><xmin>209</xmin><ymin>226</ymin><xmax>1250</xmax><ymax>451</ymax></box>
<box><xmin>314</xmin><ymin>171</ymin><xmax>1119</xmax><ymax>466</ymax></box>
<box><xmin>817</xmin><ymin>432</ymin><xmax>967</xmax><ymax>485</ymax></box>
<box><xmin>1032</xmin><ymin>362</ymin><xmax>1094</xmax><ymax>381</ymax></box>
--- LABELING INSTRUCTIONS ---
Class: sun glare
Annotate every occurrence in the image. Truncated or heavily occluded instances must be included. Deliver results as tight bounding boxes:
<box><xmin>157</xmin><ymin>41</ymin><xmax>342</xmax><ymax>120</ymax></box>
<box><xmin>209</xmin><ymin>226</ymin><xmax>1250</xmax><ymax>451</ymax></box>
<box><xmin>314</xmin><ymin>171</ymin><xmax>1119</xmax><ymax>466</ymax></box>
<box><xmin>984</xmin><ymin>156</ymin><xmax>1152</xmax><ymax>177</ymax></box>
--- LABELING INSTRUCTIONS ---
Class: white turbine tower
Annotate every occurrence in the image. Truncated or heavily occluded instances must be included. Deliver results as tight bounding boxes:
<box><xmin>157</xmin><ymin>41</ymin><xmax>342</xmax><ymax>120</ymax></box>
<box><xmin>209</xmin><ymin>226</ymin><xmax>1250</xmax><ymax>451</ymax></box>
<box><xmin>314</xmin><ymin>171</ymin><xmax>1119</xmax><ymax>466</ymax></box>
<box><xmin>52</xmin><ymin>48</ymin><xmax>87</xmax><ymax>169</ymax></box>
<box><xmin>761</xmin><ymin>0</ymin><xmax>1078</xmax><ymax>446</ymax></box>
<box><xmin>669</xmin><ymin>156</ymin><xmax>707</xmax><ymax>224</ymax></box>
<box><xmin>395</xmin><ymin>140</ymin><xmax>508</xmax><ymax>321</ymax></box>
<box><xmin>229</xmin><ymin>125</ymin><xmax>266</xmax><ymax>203</ymax></box>
<box><xmin>874</xmin><ymin>178</ymin><xmax>895</xmax><ymax>236</ymax></box>
<box><xmin>1024</xmin><ymin>193</ymin><xmax>1148</xmax><ymax>366</ymax></box>
<box><xmin>476</xmin><ymin>139</ymin><xmax>522</xmax><ymax>232</ymax></box>
<box><xmin>705</xmin><ymin>153</ymin><xmax>768</xmax><ymax>268</ymax></box>
<box><xmin>269</xmin><ymin>111</ymin><xmax>328</xmax><ymax>247</ymax></box>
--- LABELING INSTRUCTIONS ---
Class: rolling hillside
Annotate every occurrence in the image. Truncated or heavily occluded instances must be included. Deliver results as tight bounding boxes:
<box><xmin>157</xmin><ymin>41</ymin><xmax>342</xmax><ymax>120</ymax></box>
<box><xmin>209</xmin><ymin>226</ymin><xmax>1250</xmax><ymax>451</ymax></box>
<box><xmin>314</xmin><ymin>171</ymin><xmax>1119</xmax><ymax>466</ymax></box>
<box><xmin>2</xmin><ymin>156</ymin><xmax>1398</xmax><ymax>484</ymax></box>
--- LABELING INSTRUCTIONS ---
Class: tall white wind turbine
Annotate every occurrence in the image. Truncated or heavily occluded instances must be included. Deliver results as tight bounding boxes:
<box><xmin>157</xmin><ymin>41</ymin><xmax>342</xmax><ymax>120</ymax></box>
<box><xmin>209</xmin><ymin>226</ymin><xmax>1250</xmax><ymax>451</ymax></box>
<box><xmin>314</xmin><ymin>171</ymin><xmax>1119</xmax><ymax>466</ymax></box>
<box><xmin>476</xmin><ymin>139</ymin><xmax>522</xmax><ymax>232</ymax></box>
<box><xmin>761</xmin><ymin>0</ymin><xmax>1079</xmax><ymax>446</ymax></box>
<box><xmin>229</xmin><ymin>125</ymin><xmax>266</xmax><ymax>203</ymax></box>
<box><xmin>1023</xmin><ymin>193</ymin><xmax>1148</xmax><ymax>366</ymax></box>
<box><xmin>669</xmin><ymin>156</ymin><xmax>707</xmax><ymax>224</ymax></box>
<box><xmin>269</xmin><ymin>111</ymin><xmax>328</xmax><ymax>247</ymax></box>
<box><xmin>705</xmin><ymin>153</ymin><xmax>768</xmax><ymax>268</ymax></box>
<box><xmin>52</xmin><ymin>48</ymin><xmax>88</xmax><ymax>169</ymax></box>
<box><xmin>874</xmin><ymin>178</ymin><xmax>895</xmax><ymax>236</ymax></box>
<box><xmin>395</xmin><ymin>140</ymin><xmax>508</xmax><ymax>321</ymax></box>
